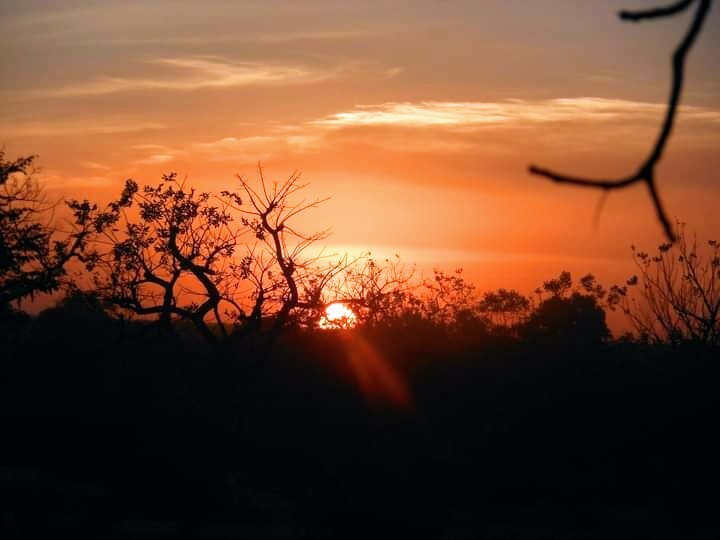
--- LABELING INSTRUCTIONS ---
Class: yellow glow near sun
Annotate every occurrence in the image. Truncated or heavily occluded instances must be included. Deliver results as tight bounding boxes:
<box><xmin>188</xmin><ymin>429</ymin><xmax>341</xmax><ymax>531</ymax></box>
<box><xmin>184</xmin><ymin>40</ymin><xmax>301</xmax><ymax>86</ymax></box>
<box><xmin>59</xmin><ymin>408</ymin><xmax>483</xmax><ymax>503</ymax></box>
<box><xmin>319</xmin><ymin>302</ymin><xmax>358</xmax><ymax>329</ymax></box>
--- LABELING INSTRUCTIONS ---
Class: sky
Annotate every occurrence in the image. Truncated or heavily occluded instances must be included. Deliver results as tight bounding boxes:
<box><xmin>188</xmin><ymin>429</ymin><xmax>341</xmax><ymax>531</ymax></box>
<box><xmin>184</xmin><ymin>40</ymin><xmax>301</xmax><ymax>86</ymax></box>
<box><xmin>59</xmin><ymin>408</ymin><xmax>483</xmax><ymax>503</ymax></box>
<box><xmin>2</xmin><ymin>0</ymin><xmax>719</xmax><ymax>309</ymax></box>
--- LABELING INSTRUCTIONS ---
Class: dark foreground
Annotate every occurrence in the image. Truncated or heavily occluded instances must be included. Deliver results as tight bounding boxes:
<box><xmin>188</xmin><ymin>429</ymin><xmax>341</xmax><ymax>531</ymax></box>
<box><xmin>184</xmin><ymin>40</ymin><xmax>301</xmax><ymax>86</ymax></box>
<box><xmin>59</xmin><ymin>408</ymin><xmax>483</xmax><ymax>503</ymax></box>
<box><xmin>2</xmin><ymin>323</ymin><xmax>719</xmax><ymax>539</ymax></box>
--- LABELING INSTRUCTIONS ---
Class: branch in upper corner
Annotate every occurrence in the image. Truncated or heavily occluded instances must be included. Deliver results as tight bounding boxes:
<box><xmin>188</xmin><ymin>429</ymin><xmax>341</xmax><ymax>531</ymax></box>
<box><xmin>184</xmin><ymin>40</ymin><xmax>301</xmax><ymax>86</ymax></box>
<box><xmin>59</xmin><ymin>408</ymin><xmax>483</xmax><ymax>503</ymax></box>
<box><xmin>527</xmin><ymin>0</ymin><xmax>712</xmax><ymax>242</ymax></box>
<box><xmin>619</xmin><ymin>0</ymin><xmax>695</xmax><ymax>21</ymax></box>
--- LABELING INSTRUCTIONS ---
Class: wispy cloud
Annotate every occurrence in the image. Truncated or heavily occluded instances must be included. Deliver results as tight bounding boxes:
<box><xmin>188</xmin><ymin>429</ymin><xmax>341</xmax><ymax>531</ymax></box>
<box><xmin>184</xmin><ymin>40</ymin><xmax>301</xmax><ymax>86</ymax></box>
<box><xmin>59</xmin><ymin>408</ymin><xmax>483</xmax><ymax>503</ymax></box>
<box><xmin>255</xmin><ymin>29</ymin><xmax>379</xmax><ymax>44</ymax></box>
<box><xmin>107</xmin><ymin>29</ymin><xmax>379</xmax><ymax>47</ymax></box>
<box><xmin>37</xmin><ymin>170</ymin><xmax>112</xmax><ymax>189</ymax></box>
<box><xmin>189</xmin><ymin>134</ymin><xmax>321</xmax><ymax>161</ymax></box>
<box><xmin>135</xmin><ymin>154</ymin><xmax>175</xmax><ymax>165</ymax></box>
<box><xmin>311</xmin><ymin>98</ymin><xmax>720</xmax><ymax>128</ymax></box>
<box><xmin>81</xmin><ymin>161</ymin><xmax>111</xmax><ymax>171</ymax></box>
<box><xmin>131</xmin><ymin>143</ymin><xmax>173</xmax><ymax>151</ymax></box>
<box><xmin>23</xmin><ymin>56</ymin><xmax>339</xmax><ymax>99</ymax></box>
<box><xmin>586</xmin><ymin>74</ymin><xmax>617</xmax><ymax>83</ymax></box>
<box><xmin>2</xmin><ymin>120</ymin><xmax>165</xmax><ymax>137</ymax></box>
<box><xmin>121</xmin><ymin>97</ymin><xmax>719</xmax><ymax>166</ymax></box>
<box><xmin>124</xmin><ymin>133</ymin><xmax>321</xmax><ymax>166</ymax></box>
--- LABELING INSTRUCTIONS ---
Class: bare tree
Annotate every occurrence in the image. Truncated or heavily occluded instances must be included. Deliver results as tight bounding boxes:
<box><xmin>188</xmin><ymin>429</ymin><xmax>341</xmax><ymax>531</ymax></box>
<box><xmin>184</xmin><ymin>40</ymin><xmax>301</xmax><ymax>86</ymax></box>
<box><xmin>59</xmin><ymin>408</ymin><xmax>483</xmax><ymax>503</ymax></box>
<box><xmin>529</xmin><ymin>0</ymin><xmax>712</xmax><ymax>241</ymax></box>
<box><xmin>608</xmin><ymin>224</ymin><xmax>720</xmax><ymax>347</ymax></box>
<box><xmin>226</xmin><ymin>166</ymin><xmax>341</xmax><ymax>338</ymax></box>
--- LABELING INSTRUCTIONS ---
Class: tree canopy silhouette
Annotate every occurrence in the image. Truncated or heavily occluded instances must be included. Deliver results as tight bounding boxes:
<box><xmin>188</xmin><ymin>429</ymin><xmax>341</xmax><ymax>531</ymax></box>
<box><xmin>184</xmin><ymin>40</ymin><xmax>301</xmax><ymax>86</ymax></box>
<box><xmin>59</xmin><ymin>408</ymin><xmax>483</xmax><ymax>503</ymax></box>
<box><xmin>522</xmin><ymin>271</ymin><xmax>610</xmax><ymax>346</ymax></box>
<box><xmin>0</xmin><ymin>152</ymin><xmax>127</xmax><ymax>314</ymax></box>
<box><xmin>90</xmin><ymin>174</ymin><xmax>245</xmax><ymax>343</ymax></box>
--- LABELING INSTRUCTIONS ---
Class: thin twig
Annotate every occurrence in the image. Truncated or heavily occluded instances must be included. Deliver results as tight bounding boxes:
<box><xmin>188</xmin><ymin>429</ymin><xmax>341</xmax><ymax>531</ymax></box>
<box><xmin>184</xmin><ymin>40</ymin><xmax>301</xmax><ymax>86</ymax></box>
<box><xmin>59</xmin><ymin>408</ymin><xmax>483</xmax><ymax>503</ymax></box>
<box><xmin>529</xmin><ymin>0</ymin><xmax>712</xmax><ymax>242</ymax></box>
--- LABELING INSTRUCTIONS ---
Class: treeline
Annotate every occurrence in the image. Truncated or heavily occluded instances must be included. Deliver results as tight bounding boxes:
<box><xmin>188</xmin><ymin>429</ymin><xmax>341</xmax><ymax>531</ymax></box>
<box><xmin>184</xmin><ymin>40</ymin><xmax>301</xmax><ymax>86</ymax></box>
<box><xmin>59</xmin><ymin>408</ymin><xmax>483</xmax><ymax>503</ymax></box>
<box><xmin>2</xmin><ymin>151</ymin><xmax>718</xmax><ymax>350</ymax></box>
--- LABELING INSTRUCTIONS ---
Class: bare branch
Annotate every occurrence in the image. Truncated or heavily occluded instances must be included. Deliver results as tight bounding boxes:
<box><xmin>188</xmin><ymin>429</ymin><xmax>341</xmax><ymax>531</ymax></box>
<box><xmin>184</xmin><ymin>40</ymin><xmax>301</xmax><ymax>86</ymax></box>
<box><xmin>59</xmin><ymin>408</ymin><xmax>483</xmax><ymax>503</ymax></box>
<box><xmin>620</xmin><ymin>0</ymin><xmax>695</xmax><ymax>21</ymax></box>
<box><xmin>529</xmin><ymin>0</ymin><xmax>712</xmax><ymax>242</ymax></box>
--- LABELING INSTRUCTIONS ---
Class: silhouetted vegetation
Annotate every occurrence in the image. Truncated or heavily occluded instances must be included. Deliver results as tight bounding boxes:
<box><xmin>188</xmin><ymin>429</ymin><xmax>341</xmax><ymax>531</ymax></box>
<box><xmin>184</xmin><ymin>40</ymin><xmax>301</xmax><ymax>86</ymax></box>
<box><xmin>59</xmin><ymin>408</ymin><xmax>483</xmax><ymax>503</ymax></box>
<box><xmin>608</xmin><ymin>223</ymin><xmax>720</xmax><ymax>348</ymax></box>
<box><xmin>1</xmin><ymin>153</ymin><xmax>719</xmax><ymax>538</ymax></box>
<box><xmin>89</xmin><ymin>175</ymin><xmax>242</xmax><ymax>343</ymax></box>
<box><xmin>0</xmin><ymin>152</ymin><xmax>125</xmax><ymax>314</ymax></box>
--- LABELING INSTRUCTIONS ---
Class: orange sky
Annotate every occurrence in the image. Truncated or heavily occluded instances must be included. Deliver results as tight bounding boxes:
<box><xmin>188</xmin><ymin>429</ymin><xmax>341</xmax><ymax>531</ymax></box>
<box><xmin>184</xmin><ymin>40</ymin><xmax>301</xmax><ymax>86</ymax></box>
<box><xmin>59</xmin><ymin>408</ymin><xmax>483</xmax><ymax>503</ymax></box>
<box><xmin>2</xmin><ymin>0</ymin><xmax>719</xmax><ymax>316</ymax></box>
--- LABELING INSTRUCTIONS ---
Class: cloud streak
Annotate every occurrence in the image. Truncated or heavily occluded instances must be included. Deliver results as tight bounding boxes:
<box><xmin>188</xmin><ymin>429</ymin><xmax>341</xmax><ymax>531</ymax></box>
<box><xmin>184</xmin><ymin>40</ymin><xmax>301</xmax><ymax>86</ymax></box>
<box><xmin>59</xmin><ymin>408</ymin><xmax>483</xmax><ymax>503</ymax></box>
<box><xmin>135</xmin><ymin>153</ymin><xmax>175</xmax><ymax>165</ymax></box>
<box><xmin>2</xmin><ymin>120</ymin><xmax>166</xmax><ymax>137</ymax></box>
<box><xmin>312</xmin><ymin>98</ymin><xmax>720</xmax><ymax>128</ymax></box>
<box><xmin>136</xmin><ymin>96</ymin><xmax>720</xmax><ymax>165</ymax></box>
<box><xmin>189</xmin><ymin>134</ymin><xmax>322</xmax><ymax>162</ymax></box>
<box><xmin>23</xmin><ymin>56</ymin><xmax>339</xmax><ymax>99</ymax></box>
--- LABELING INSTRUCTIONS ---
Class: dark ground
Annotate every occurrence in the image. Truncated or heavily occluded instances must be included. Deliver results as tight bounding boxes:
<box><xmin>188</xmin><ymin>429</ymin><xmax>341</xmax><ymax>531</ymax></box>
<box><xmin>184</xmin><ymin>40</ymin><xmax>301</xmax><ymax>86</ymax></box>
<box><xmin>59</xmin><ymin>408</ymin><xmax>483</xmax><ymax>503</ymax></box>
<box><xmin>2</xmin><ymin>319</ymin><xmax>719</xmax><ymax>539</ymax></box>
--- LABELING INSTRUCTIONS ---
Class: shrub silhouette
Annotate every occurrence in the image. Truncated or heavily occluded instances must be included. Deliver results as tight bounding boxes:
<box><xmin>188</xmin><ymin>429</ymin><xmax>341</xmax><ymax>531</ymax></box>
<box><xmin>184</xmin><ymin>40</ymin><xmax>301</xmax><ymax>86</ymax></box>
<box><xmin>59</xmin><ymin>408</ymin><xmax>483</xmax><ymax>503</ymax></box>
<box><xmin>608</xmin><ymin>223</ymin><xmax>720</xmax><ymax>348</ymax></box>
<box><xmin>522</xmin><ymin>292</ymin><xmax>609</xmax><ymax>346</ymax></box>
<box><xmin>32</xmin><ymin>289</ymin><xmax>120</xmax><ymax>345</ymax></box>
<box><xmin>522</xmin><ymin>271</ymin><xmax>609</xmax><ymax>345</ymax></box>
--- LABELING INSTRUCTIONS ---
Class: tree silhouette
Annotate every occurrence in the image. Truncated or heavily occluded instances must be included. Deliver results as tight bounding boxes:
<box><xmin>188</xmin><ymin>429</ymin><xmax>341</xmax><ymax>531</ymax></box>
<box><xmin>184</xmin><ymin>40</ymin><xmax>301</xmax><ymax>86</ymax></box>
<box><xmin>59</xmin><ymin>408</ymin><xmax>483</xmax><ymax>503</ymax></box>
<box><xmin>523</xmin><ymin>271</ymin><xmax>610</xmax><ymax>345</ymax></box>
<box><xmin>225</xmin><ymin>166</ymin><xmax>356</xmax><ymax>339</ymax></box>
<box><xmin>91</xmin><ymin>174</ymin><xmax>244</xmax><ymax>343</ymax></box>
<box><xmin>529</xmin><ymin>0</ymin><xmax>713</xmax><ymax>241</ymax></box>
<box><xmin>540</xmin><ymin>270</ymin><xmax>573</xmax><ymax>299</ymax></box>
<box><xmin>477</xmin><ymin>288</ymin><xmax>531</xmax><ymax>330</ymax></box>
<box><xmin>0</xmin><ymin>152</ymin><xmax>126</xmax><ymax>314</ymax></box>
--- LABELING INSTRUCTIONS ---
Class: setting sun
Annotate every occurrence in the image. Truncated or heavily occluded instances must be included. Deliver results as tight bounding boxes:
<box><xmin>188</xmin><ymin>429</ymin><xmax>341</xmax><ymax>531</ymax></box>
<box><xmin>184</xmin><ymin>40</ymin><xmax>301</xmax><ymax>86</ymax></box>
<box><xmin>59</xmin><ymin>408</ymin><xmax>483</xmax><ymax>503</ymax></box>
<box><xmin>319</xmin><ymin>302</ymin><xmax>358</xmax><ymax>330</ymax></box>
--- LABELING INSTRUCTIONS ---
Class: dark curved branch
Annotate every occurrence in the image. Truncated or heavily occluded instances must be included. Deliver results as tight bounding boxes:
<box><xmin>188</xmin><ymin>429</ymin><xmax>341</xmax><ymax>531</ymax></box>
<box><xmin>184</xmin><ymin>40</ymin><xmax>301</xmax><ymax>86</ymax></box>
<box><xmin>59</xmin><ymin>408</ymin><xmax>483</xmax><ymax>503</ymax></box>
<box><xmin>529</xmin><ymin>0</ymin><xmax>712</xmax><ymax>242</ymax></box>
<box><xmin>527</xmin><ymin>167</ymin><xmax>637</xmax><ymax>190</ymax></box>
<box><xmin>620</xmin><ymin>0</ymin><xmax>696</xmax><ymax>20</ymax></box>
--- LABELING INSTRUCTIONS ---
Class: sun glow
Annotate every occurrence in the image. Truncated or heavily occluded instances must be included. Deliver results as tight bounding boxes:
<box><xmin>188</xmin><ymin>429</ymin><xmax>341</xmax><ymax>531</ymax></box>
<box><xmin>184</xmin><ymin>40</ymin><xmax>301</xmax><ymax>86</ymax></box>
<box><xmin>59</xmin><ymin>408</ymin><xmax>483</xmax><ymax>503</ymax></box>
<box><xmin>319</xmin><ymin>302</ymin><xmax>358</xmax><ymax>329</ymax></box>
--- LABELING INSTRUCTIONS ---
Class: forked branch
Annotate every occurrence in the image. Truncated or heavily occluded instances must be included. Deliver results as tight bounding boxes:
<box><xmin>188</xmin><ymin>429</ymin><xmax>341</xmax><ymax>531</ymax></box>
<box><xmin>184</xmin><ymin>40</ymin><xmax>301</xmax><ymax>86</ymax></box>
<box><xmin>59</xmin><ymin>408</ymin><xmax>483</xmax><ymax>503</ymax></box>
<box><xmin>529</xmin><ymin>0</ymin><xmax>712</xmax><ymax>242</ymax></box>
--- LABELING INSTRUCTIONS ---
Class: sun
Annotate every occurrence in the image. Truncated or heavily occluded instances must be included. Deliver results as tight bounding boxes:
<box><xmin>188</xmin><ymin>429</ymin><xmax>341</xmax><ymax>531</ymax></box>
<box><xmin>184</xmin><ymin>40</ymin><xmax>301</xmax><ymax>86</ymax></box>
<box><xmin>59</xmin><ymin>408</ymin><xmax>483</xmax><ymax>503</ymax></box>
<box><xmin>319</xmin><ymin>302</ymin><xmax>358</xmax><ymax>329</ymax></box>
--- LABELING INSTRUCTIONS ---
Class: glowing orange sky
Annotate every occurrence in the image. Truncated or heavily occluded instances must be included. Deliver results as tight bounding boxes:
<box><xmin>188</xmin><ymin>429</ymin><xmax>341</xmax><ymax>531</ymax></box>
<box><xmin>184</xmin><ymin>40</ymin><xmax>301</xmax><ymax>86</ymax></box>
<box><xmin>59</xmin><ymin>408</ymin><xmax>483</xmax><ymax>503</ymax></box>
<box><xmin>2</xmin><ymin>1</ymin><xmax>719</xmax><ymax>310</ymax></box>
